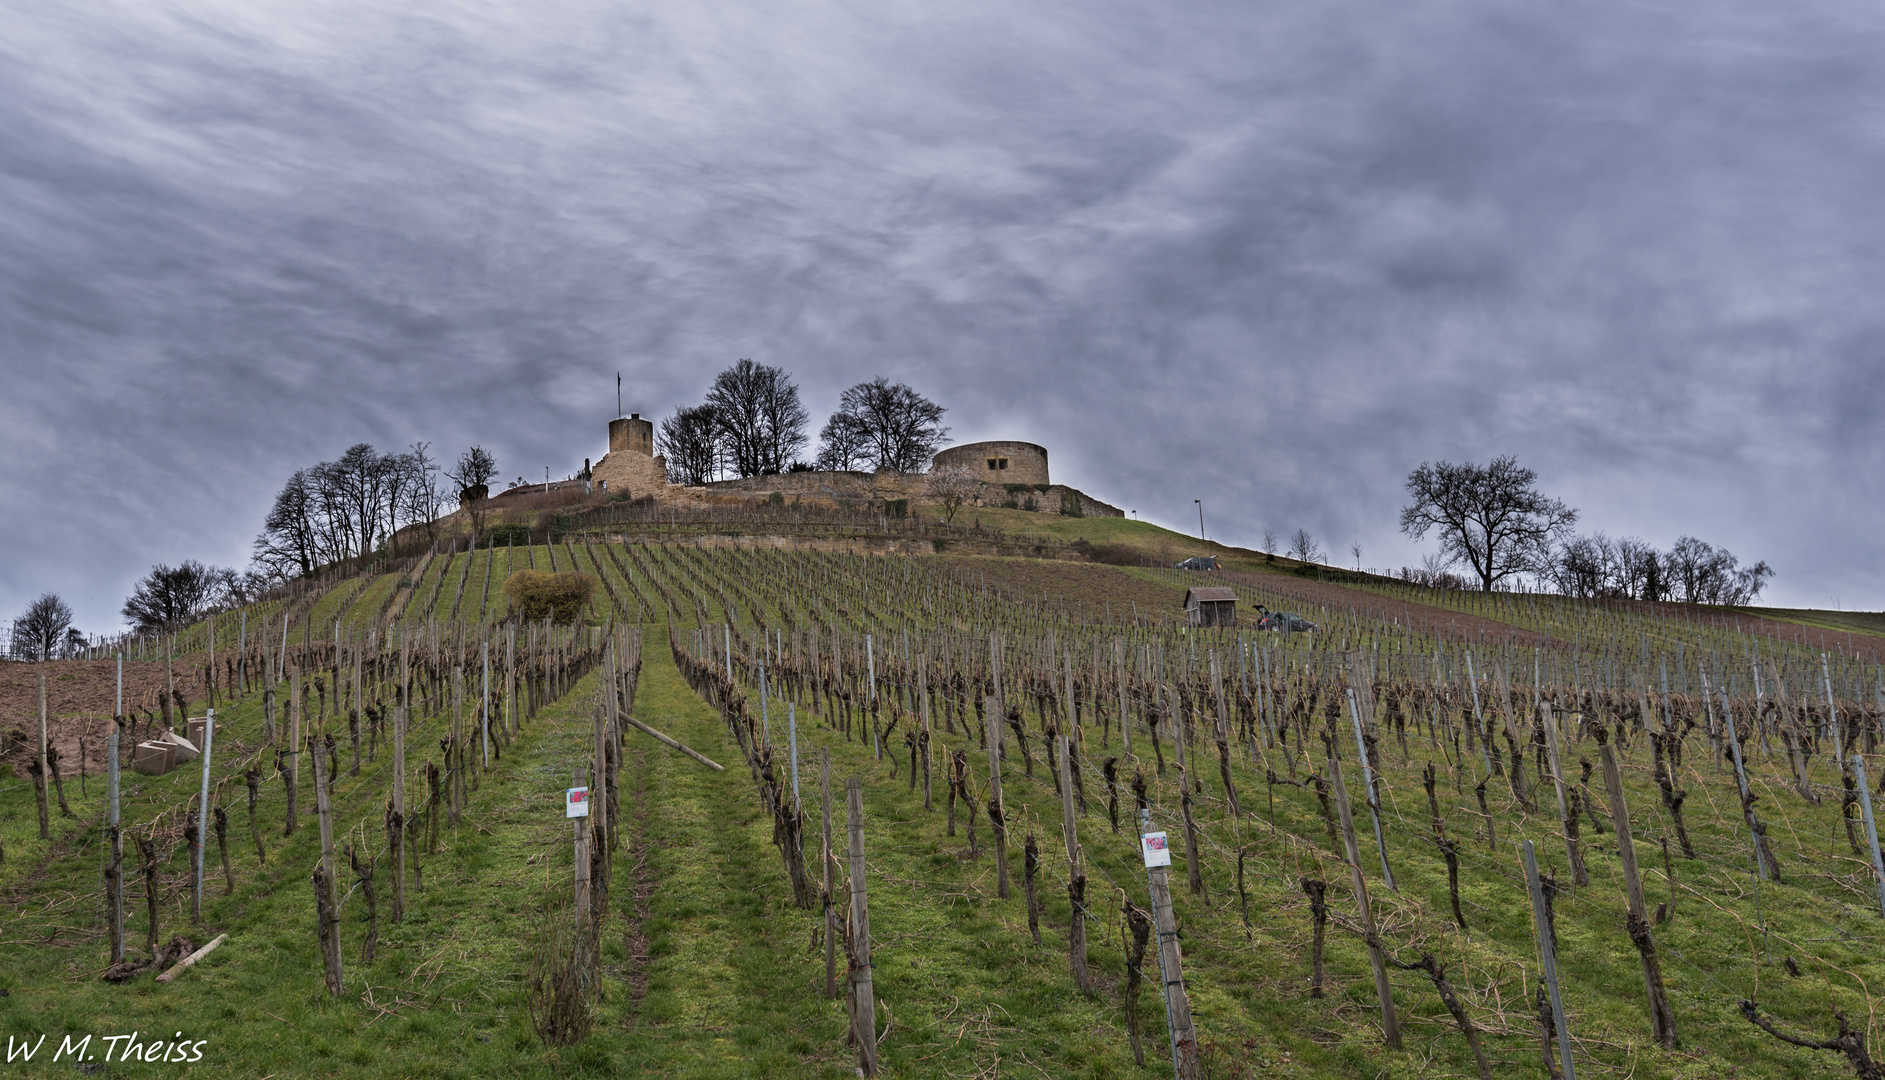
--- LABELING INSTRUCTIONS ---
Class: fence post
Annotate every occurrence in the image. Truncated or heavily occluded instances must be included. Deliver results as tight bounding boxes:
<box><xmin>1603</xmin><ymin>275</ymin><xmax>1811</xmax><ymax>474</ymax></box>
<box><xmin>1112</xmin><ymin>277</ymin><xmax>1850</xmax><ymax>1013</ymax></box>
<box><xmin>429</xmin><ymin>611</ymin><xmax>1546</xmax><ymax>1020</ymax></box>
<box><xmin>847</xmin><ymin>777</ymin><xmax>878</xmax><ymax>1077</ymax></box>
<box><xmin>1524</xmin><ymin>840</ymin><xmax>1577</xmax><ymax>1080</ymax></box>
<box><xmin>1140</xmin><ymin>809</ymin><xmax>1201</xmax><ymax>1079</ymax></box>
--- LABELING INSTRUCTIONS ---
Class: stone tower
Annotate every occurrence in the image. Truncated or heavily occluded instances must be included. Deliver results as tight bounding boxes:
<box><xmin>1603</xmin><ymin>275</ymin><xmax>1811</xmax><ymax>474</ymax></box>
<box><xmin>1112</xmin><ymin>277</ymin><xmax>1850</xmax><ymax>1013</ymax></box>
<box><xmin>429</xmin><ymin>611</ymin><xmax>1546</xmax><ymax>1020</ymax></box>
<box><xmin>592</xmin><ymin>412</ymin><xmax>669</xmax><ymax>497</ymax></box>
<box><xmin>608</xmin><ymin>413</ymin><xmax>655</xmax><ymax>456</ymax></box>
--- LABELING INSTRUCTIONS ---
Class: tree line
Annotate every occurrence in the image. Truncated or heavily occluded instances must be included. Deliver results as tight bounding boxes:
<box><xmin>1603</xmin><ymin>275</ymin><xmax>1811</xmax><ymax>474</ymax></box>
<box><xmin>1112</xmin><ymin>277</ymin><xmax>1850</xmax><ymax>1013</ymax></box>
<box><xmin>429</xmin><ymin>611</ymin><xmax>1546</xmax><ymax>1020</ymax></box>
<box><xmin>657</xmin><ymin>361</ymin><xmax>948</xmax><ymax>484</ymax></box>
<box><xmin>1394</xmin><ymin>454</ymin><xmax>1772</xmax><ymax>603</ymax></box>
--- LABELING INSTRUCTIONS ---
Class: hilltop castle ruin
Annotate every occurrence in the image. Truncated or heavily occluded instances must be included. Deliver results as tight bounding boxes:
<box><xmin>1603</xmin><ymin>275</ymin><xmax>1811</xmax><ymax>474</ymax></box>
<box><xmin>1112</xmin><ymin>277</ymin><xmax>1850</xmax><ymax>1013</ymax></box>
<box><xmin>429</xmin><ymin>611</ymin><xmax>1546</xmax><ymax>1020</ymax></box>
<box><xmin>519</xmin><ymin>414</ymin><xmax>1118</xmax><ymax>518</ymax></box>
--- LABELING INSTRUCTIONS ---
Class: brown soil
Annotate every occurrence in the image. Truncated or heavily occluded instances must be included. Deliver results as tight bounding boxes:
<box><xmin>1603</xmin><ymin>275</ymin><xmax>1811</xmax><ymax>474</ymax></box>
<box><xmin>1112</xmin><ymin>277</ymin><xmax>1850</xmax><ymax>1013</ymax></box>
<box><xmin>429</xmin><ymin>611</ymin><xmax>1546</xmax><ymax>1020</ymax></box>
<box><xmin>0</xmin><ymin>656</ymin><xmax>213</xmax><ymax>779</ymax></box>
<box><xmin>938</xmin><ymin>557</ymin><xmax>1187</xmax><ymax>621</ymax></box>
<box><xmin>1217</xmin><ymin>570</ymin><xmax>1562</xmax><ymax>648</ymax></box>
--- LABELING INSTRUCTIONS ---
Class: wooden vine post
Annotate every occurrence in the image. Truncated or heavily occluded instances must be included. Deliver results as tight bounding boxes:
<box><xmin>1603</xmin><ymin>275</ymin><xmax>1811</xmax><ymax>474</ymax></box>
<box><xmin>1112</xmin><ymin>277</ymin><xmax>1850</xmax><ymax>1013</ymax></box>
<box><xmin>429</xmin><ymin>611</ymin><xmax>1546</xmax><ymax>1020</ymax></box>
<box><xmin>392</xmin><ymin>701</ymin><xmax>407</xmax><ymax>923</ymax></box>
<box><xmin>284</xmin><ymin>669</ymin><xmax>301</xmax><ymax>837</ymax></box>
<box><xmin>1595</xmin><ymin>725</ymin><xmax>1678</xmax><ymax>1048</ymax></box>
<box><xmin>36</xmin><ymin>674</ymin><xmax>50</xmax><ymax>839</ymax></box>
<box><xmin>1524</xmin><ymin>840</ymin><xmax>1577</xmax><ymax>1080</ymax></box>
<box><xmin>1139</xmin><ymin>808</ymin><xmax>1201</xmax><ymax>1080</ymax></box>
<box><xmin>822</xmin><ymin>748</ymin><xmax>837</xmax><ymax>999</ymax></box>
<box><xmin>1328</xmin><ymin>745</ymin><xmax>1402</xmax><ymax>1050</ymax></box>
<box><xmin>846</xmin><ymin>777</ymin><xmax>878</xmax><ymax>1077</ymax></box>
<box><xmin>193</xmin><ymin>709</ymin><xmax>214</xmax><ymax>922</ymax></box>
<box><xmin>1345</xmin><ymin>683</ymin><xmax>1396</xmax><ymax>891</ymax></box>
<box><xmin>573</xmin><ymin>766</ymin><xmax>592</xmax><ymax>930</ymax></box>
<box><xmin>986</xmin><ymin>696</ymin><xmax>1009</xmax><ymax>898</ymax></box>
<box><xmin>1058</xmin><ymin>733</ymin><xmax>1091</xmax><ymax>994</ymax></box>
<box><xmin>311</xmin><ymin>738</ymin><xmax>343</xmax><ymax>996</ymax></box>
<box><xmin>1540</xmin><ymin>702</ymin><xmax>1587</xmax><ymax>886</ymax></box>
<box><xmin>108</xmin><ymin>655</ymin><xmax>125</xmax><ymax>965</ymax></box>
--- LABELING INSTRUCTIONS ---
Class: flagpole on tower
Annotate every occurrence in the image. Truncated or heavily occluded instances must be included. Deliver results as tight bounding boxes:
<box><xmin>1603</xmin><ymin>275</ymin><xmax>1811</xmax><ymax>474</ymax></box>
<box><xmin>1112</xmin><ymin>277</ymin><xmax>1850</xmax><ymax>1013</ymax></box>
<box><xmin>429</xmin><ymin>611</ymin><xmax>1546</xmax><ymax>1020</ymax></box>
<box><xmin>617</xmin><ymin>372</ymin><xmax>622</xmax><ymax>419</ymax></box>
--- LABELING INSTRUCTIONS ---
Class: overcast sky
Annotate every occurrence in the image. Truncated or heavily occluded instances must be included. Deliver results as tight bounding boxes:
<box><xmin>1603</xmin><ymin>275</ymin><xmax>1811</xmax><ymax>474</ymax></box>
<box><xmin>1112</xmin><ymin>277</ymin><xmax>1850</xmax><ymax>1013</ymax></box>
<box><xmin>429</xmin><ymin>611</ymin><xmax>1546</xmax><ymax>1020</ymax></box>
<box><xmin>4</xmin><ymin>0</ymin><xmax>1882</xmax><ymax>631</ymax></box>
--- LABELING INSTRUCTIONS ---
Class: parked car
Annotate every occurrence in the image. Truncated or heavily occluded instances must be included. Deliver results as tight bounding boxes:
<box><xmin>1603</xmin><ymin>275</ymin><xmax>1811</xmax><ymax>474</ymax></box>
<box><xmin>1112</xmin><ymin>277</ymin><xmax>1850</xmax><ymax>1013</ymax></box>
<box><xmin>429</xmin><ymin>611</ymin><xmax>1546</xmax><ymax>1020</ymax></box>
<box><xmin>1175</xmin><ymin>556</ymin><xmax>1220</xmax><ymax>571</ymax></box>
<box><xmin>1255</xmin><ymin>605</ymin><xmax>1315</xmax><ymax>633</ymax></box>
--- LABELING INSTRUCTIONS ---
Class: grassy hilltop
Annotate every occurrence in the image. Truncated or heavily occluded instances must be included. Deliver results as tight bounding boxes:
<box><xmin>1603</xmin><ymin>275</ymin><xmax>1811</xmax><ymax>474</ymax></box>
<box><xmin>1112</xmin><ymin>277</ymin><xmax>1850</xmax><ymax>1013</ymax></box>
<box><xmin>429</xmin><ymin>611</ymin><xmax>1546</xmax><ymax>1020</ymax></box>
<box><xmin>3</xmin><ymin>516</ymin><xmax>1883</xmax><ymax>1080</ymax></box>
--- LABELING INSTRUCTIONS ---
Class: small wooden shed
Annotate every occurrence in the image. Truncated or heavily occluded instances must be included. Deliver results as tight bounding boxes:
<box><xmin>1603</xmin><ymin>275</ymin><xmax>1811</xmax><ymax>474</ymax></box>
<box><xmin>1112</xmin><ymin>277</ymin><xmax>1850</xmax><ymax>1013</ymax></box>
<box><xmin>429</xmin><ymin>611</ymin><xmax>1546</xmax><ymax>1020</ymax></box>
<box><xmin>1183</xmin><ymin>586</ymin><xmax>1237</xmax><ymax>628</ymax></box>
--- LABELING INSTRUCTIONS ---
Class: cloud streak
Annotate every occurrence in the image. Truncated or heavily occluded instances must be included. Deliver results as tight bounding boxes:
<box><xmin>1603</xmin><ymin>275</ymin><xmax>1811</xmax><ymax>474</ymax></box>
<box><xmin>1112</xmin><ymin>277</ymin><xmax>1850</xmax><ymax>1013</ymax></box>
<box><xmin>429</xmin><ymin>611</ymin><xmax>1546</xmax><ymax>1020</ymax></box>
<box><xmin>3</xmin><ymin>0</ymin><xmax>1882</xmax><ymax>627</ymax></box>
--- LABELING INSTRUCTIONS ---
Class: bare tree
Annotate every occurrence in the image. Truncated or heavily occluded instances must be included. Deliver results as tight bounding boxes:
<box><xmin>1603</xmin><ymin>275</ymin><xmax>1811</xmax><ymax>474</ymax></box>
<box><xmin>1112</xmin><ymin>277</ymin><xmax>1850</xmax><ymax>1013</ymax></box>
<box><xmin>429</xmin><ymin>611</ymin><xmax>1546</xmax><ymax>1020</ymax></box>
<box><xmin>1262</xmin><ymin>529</ymin><xmax>1277</xmax><ymax>554</ymax></box>
<box><xmin>14</xmin><ymin>593</ymin><xmax>73</xmax><ymax>661</ymax></box>
<box><xmin>122</xmin><ymin>562</ymin><xmax>231</xmax><ymax>633</ymax></box>
<box><xmin>813</xmin><ymin>411</ymin><xmax>869</xmax><ymax>472</ymax></box>
<box><xmin>400</xmin><ymin>441</ymin><xmax>444</xmax><ymax>548</ymax></box>
<box><xmin>820</xmin><ymin>377</ymin><xmax>947</xmax><ymax>474</ymax></box>
<box><xmin>1289</xmin><ymin>529</ymin><xmax>1323</xmax><ymax>565</ymax></box>
<box><xmin>1547</xmin><ymin>531</ymin><xmax>1770</xmax><ymax>603</ymax></box>
<box><xmin>927</xmin><ymin>465</ymin><xmax>982</xmax><ymax>525</ymax></box>
<box><xmin>1350</xmin><ymin>544</ymin><xmax>1363</xmax><ymax>571</ymax></box>
<box><xmin>447</xmin><ymin>446</ymin><xmax>498</xmax><ymax>543</ymax></box>
<box><xmin>659</xmin><ymin>405</ymin><xmax>720</xmax><ymax>485</ymax></box>
<box><xmin>705</xmin><ymin>360</ymin><xmax>809</xmax><ymax>477</ymax></box>
<box><xmin>1400</xmin><ymin>456</ymin><xmax>1577</xmax><ymax>591</ymax></box>
<box><xmin>254</xmin><ymin>469</ymin><xmax>321</xmax><ymax>579</ymax></box>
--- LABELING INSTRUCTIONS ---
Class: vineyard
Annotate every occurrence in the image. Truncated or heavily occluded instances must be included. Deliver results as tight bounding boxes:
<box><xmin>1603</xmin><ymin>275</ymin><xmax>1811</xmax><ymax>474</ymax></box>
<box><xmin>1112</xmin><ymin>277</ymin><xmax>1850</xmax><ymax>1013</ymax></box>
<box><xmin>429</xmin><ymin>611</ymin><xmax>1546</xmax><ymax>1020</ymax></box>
<box><xmin>3</xmin><ymin>532</ymin><xmax>1884</xmax><ymax>1079</ymax></box>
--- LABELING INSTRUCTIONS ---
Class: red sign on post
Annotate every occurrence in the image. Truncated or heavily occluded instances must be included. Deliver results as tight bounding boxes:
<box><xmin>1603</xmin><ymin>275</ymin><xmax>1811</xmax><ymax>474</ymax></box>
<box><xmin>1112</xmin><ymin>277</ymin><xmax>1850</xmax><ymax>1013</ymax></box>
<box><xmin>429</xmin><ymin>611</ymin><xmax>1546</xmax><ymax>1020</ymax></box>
<box><xmin>1140</xmin><ymin>831</ymin><xmax>1171</xmax><ymax>868</ymax></box>
<box><xmin>566</xmin><ymin>787</ymin><xmax>590</xmax><ymax>818</ymax></box>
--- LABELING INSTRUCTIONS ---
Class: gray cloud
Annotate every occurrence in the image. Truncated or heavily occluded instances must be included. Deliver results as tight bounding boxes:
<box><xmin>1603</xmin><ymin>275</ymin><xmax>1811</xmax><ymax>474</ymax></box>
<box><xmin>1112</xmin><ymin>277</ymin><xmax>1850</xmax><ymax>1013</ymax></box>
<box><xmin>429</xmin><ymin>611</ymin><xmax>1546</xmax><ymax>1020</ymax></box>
<box><xmin>4</xmin><ymin>0</ymin><xmax>1882</xmax><ymax>628</ymax></box>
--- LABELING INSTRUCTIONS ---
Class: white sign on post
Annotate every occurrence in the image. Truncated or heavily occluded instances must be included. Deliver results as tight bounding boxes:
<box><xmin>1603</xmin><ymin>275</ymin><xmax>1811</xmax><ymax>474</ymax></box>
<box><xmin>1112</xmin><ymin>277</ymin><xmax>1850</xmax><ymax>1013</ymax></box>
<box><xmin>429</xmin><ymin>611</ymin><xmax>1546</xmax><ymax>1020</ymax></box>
<box><xmin>1141</xmin><ymin>831</ymin><xmax>1172</xmax><ymax>868</ymax></box>
<box><xmin>566</xmin><ymin>786</ymin><xmax>591</xmax><ymax>818</ymax></box>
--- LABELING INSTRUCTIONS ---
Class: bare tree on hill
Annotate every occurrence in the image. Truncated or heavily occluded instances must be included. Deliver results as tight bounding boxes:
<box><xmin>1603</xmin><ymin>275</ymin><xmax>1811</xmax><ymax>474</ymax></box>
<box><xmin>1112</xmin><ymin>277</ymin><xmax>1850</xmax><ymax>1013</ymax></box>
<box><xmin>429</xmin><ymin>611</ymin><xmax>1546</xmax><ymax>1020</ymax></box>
<box><xmin>706</xmin><ymin>360</ymin><xmax>809</xmax><ymax>477</ymax></box>
<box><xmin>448</xmin><ymin>446</ymin><xmax>498</xmax><ymax>544</ymax></box>
<box><xmin>820</xmin><ymin>378</ymin><xmax>947</xmax><ymax>474</ymax></box>
<box><xmin>14</xmin><ymin>593</ymin><xmax>73</xmax><ymax>661</ymax></box>
<box><xmin>1400</xmin><ymin>455</ymin><xmax>1577</xmax><ymax>591</ymax></box>
<box><xmin>1288</xmin><ymin>529</ymin><xmax>1323</xmax><ymax>565</ymax></box>
<box><xmin>660</xmin><ymin>405</ymin><xmax>721</xmax><ymax>486</ymax></box>
<box><xmin>122</xmin><ymin>562</ymin><xmax>231</xmax><ymax>633</ymax></box>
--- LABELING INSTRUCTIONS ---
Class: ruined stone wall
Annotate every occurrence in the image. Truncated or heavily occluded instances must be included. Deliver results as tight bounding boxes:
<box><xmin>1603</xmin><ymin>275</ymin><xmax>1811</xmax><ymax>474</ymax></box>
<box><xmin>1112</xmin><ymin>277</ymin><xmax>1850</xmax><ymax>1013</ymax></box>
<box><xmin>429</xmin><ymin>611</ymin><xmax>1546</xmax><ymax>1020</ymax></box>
<box><xmin>592</xmin><ymin>449</ymin><xmax>670</xmax><ymax>500</ymax></box>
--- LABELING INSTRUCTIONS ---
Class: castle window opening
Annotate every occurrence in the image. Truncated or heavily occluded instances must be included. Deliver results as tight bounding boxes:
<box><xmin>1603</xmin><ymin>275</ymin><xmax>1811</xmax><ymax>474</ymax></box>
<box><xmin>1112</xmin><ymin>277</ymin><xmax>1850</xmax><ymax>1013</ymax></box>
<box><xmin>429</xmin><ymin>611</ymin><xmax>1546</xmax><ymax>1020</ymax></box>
<box><xmin>987</xmin><ymin>458</ymin><xmax>1008</xmax><ymax>471</ymax></box>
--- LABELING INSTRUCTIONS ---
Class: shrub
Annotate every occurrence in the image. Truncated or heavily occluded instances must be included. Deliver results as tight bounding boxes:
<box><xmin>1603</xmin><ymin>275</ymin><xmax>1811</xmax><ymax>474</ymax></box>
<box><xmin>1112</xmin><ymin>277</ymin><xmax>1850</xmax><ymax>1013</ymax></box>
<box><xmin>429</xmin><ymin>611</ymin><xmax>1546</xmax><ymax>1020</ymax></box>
<box><xmin>483</xmin><ymin>523</ymin><xmax>531</xmax><ymax>548</ymax></box>
<box><xmin>1059</xmin><ymin>491</ymin><xmax>1084</xmax><ymax>518</ymax></box>
<box><xmin>503</xmin><ymin>570</ymin><xmax>595</xmax><ymax>624</ymax></box>
<box><xmin>883</xmin><ymin>498</ymin><xmax>908</xmax><ymax>519</ymax></box>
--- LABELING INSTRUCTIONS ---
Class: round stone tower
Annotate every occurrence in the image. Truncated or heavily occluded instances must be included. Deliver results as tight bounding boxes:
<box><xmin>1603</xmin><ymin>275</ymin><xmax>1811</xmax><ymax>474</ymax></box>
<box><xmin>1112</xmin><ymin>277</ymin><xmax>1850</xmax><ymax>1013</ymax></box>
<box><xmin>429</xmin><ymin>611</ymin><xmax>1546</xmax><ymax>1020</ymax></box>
<box><xmin>609</xmin><ymin>413</ymin><xmax>655</xmax><ymax>456</ymax></box>
<box><xmin>932</xmin><ymin>440</ymin><xmax>1049</xmax><ymax>485</ymax></box>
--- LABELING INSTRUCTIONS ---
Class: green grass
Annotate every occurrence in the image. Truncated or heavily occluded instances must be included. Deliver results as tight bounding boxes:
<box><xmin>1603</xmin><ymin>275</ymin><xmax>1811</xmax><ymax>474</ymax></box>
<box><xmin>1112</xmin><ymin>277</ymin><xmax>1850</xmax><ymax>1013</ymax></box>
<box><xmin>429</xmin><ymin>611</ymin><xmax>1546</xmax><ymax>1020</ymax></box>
<box><xmin>9</xmin><ymin>549</ymin><xmax>1885</xmax><ymax>1078</ymax></box>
